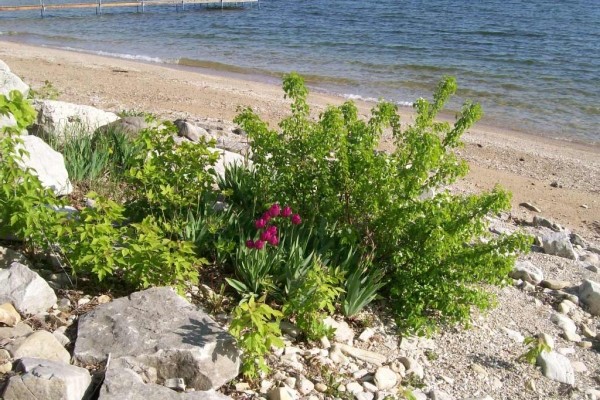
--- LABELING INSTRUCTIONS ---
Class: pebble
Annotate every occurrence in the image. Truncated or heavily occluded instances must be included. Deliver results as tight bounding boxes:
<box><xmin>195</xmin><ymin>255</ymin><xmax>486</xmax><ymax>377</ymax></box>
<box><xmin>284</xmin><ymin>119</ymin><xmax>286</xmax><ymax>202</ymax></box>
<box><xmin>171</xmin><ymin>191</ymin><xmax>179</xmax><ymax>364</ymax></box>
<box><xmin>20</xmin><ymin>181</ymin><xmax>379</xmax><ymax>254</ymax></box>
<box><xmin>346</xmin><ymin>381</ymin><xmax>364</xmax><ymax>395</ymax></box>
<box><xmin>541</xmin><ymin>279</ymin><xmax>571</xmax><ymax>290</ymax></box>
<box><xmin>314</xmin><ymin>383</ymin><xmax>327</xmax><ymax>393</ymax></box>
<box><xmin>296</xmin><ymin>377</ymin><xmax>314</xmax><ymax>395</ymax></box>
<box><xmin>96</xmin><ymin>294</ymin><xmax>111</xmax><ymax>304</ymax></box>
<box><xmin>0</xmin><ymin>361</ymin><xmax>12</xmax><ymax>374</ymax></box>
<box><xmin>235</xmin><ymin>382</ymin><xmax>251</xmax><ymax>391</ymax></box>
<box><xmin>358</xmin><ymin>327</ymin><xmax>376</xmax><ymax>342</ymax></box>
<box><xmin>374</xmin><ymin>366</ymin><xmax>398</xmax><ymax>390</ymax></box>
<box><xmin>77</xmin><ymin>297</ymin><xmax>91</xmax><ymax>306</ymax></box>
<box><xmin>577</xmin><ymin>341</ymin><xmax>593</xmax><ymax>349</ymax></box>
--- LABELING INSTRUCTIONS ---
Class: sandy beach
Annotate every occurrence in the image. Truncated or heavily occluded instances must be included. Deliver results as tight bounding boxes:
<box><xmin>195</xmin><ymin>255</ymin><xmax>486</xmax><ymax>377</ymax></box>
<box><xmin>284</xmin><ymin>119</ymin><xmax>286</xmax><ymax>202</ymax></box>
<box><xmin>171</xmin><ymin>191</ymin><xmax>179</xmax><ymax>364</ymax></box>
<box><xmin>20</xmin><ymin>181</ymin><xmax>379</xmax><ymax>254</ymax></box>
<box><xmin>1</xmin><ymin>40</ymin><xmax>598</xmax><ymax>239</ymax></box>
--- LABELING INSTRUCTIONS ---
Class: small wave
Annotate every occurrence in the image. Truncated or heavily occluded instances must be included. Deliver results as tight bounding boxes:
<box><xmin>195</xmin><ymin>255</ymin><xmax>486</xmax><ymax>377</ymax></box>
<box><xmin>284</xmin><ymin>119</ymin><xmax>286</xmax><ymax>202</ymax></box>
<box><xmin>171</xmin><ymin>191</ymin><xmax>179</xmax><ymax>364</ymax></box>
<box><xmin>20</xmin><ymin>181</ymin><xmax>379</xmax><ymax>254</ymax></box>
<box><xmin>59</xmin><ymin>46</ymin><xmax>170</xmax><ymax>64</ymax></box>
<box><xmin>343</xmin><ymin>93</ymin><xmax>413</xmax><ymax>107</ymax></box>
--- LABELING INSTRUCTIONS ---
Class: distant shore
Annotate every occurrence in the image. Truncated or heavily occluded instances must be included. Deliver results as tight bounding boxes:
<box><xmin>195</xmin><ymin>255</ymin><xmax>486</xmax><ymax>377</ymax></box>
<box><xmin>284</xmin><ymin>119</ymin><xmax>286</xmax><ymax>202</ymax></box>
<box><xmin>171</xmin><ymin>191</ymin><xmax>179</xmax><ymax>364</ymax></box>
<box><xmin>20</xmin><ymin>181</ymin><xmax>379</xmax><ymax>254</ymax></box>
<box><xmin>1</xmin><ymin>40</ymin><xmax>598</xmax><ymax>238</ymax></box>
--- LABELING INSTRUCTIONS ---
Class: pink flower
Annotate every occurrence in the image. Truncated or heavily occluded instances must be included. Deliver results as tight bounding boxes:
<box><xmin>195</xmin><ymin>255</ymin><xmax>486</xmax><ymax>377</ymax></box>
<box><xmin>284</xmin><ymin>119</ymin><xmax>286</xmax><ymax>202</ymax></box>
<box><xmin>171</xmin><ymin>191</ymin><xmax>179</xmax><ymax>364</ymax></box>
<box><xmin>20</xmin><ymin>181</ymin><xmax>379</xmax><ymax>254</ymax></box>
<box><xmin>254</xmin><ymin>240</ymin><xmax>265</xmax><ymax>250</ymax></box>
<box><xmin>255</xmin><ymin>218</ymin><xmax>267</xmax><ymax>229</ymax></box>
<box><xmin>245</xmin><ymin>239</ymin><xmax>255</xmax><ymax>249</ymax></box>
<box><xmin>269</xmin><ymin>203</ymin><xmax>281</xmax><ymax>217</ymax></box>
<box><xmin>267</xmin><ymin>225</ymin><xmax>277</xmax><ymax>235</ymax></box>
<box><xmin>260</xmin><ymin>230</ymin><xmax>272</xmax><ymax>242</ymax></box>
<box><xmin>281</xmin><ymin>206</ymin><xmax>292</xmax><ymax>218</ymax></box>
<box><xmin>262</xmin><ymin>212</ymin><xmax>272</xmax><ymax>222</ymax></box>
<box><xmin>291</xmin><ymin>214</ymin><xmax>302</xmax><ymax>225</ymax></box>
<box><xmin>268</xmin><ymin>235</ymin><xmax>279</xmax><ymax>246</ymax></box>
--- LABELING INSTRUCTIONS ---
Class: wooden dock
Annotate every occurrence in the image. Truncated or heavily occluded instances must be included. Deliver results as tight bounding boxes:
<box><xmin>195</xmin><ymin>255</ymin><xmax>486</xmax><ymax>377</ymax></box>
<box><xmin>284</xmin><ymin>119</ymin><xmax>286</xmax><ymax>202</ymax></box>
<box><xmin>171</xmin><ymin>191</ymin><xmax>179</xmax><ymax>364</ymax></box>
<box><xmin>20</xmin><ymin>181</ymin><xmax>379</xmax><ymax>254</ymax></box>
<box><xmin>0</xmin><ymin>0</ymin><xmax>258</xmax><ymax>16</ymax></box>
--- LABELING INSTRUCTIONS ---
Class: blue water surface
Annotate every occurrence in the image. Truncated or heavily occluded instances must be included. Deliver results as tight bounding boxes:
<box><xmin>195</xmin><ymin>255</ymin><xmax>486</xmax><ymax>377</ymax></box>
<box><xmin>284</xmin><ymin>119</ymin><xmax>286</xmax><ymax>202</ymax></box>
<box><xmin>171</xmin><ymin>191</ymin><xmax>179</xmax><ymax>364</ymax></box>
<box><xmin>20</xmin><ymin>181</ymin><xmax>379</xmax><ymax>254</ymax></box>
<box><xmin>1</xmin><ymin>0</ymin><xmax>599</xmax><ymax>142</ymax></box>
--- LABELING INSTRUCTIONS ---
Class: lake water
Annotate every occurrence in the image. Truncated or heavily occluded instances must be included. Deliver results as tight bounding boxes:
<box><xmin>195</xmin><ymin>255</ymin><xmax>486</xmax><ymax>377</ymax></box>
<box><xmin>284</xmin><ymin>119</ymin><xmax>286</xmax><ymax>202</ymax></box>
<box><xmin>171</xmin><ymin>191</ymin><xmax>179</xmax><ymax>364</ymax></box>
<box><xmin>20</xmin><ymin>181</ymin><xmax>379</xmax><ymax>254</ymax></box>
<box><xmin>1</xmin><ymin>0</ymin><xmax>599</xmax><ymax>142</ymax></box>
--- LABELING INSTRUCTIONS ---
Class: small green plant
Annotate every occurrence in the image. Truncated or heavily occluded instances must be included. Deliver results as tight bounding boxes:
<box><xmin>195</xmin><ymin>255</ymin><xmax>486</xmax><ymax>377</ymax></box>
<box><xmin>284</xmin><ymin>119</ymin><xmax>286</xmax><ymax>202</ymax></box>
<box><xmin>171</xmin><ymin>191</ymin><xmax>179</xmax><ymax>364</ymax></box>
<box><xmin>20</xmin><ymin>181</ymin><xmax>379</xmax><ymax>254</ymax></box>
<box><xmin>424</xmin><ymin>349</ymin><xmax>439</xmax><ymax>361</ymax></box>
<box><xmin>229</xmin><ymin>295</ymin><xmax>284</xmax><ymax>380</ymax></box>
<box><xmin>519</xmin><ymin>335</ymin><xmax>552</xmax><ymax>364</ymax></box>
<box><xmin>283</xmin><ymin>262</ymin><xmax>344</xmax><ymax>340</ymax></box>
<box><xmin>36</xmin><ymin>80</ymin><xmax>60</xmax><ymax>100</ymax></box>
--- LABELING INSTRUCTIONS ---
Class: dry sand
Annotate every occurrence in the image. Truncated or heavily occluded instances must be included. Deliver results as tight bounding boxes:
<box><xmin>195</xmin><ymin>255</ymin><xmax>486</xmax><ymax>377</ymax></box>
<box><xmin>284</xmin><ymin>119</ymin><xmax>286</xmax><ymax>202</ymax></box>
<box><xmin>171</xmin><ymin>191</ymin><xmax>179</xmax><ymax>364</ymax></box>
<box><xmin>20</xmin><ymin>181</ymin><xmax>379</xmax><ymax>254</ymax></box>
<box><xmin>1</xmin><ymin>40</ymin><xmax>598</xmax><ymax>239</ymax></box>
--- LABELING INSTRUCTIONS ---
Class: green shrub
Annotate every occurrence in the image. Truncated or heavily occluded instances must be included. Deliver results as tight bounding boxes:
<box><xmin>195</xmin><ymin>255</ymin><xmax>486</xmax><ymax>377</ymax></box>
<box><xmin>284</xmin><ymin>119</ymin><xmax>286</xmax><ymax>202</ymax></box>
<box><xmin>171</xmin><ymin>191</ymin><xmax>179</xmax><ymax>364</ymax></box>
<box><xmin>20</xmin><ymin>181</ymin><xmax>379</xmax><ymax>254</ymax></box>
<box><xmin>229</xmin><ymin>295</ymin><xmax>284</xmax><ymax>380</ymax></box>
<box><xmin>236</xmin><ymin>74</ymin><xmax>531</xmax><ymax>334</ymax></box>
<box><xmin>0</xmin><ymin>91</ymin><xmax>66</xmax><ymax>253</ymax></box>
<box><xmin>126</xmin><ymin>122</ymin><xmax>220</xmax><ymax>225</ymax></box>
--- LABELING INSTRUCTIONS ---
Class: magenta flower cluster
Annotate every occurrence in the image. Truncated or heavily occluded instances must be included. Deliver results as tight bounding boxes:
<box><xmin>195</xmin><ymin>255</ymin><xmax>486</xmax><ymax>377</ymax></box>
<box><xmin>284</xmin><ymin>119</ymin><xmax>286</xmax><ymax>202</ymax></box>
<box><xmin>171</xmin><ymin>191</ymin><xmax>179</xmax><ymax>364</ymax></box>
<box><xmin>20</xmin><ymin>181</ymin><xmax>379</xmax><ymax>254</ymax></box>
<box><xmin>246</xmin><ymin>203</ymin><xmax>302</xmax><ymax>250</ymax></box>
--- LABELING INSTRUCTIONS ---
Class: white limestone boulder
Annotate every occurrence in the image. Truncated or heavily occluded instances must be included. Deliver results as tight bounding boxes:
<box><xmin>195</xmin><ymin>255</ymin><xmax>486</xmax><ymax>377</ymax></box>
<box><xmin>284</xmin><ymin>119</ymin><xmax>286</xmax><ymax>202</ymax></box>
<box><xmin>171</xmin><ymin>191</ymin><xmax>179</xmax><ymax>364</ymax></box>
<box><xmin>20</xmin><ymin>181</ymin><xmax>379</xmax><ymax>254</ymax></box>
<box><xmin>0</xmin><ymin>262</ymin><xmax>57</xmax><ymax>315</ymax></box>
<box><xmin>16</xmin><ymin>135</ymin><xmax>73</xmax><ymax>196</ymax></box>
<box><xmin>0</xmin><ymin>67</ymin><xmax>29</xmax><ymax>97</ymax></box>
<box><xmin>33</xmin><ymin>99</ymin><xmax>118</xmax><ymax>138</ymax></box>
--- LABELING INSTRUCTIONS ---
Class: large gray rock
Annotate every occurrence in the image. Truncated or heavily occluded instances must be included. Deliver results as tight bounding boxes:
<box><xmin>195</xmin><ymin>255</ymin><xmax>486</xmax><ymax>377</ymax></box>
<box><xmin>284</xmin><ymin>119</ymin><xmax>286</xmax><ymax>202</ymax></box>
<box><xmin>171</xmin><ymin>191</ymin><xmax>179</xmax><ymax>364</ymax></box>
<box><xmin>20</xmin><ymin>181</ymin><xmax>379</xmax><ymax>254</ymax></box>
<box><xmin>579</xmin><ymin>280</ymin><xmax>600</xmax><ymax>316</ymax></box>
<box><xmin>0</xmin><ymin>262</ymin><xmax>57</xmax><ymax>315</ymax></box>
<box><xmin>7</xmin><ymin>330</ymin><xmax>70</xmax><ymax>364</ymax></box>
<box><xmin>2</xmin><ymin>357</ymin><xmax>90</xmax><ymax>400</ymax></box>
<box><xmin>542</xmin><ymin>231</ymin><xmax>578</xmax><ymax>260</ymax></box>
<box><xmin>0</xmin><ymin>68</ymin><xmax>29</xmax><ymax>97</ymax></box>
<box><xmin>96</xmin><ymin>116</ymin><xmax>156</xmax><ymax>137</ymax></box>
<box><xmin>74</xmin><ymin>287</ymin><xmax>240</xmax><ymax>390</ymax></box>
<box><xmin>509</xmin><ymin>260</ymin><xmax>544</xmax><ymax>285</ymax></box>
<box><xmin>33</xmin><ymin>99</ymin><xmax>118</xmax><ymax>138</ymax></box>
<box><xmin>175</xmin><ymin>119</ymin><xmax>211</xmax><ymax>143</ymax></box>
<box><xmin>537</xmin><ymin>351</ymin><xmax>575</xmax><ymax>385</ymax></box>
<box><xmin>16</xmin><ymin>135</ymin><xmax>73</xmax><ymax>196</ymax></box>
<box><xmin>99</xmin><ymin>367</ymin><xmax>231</xmax><ymax>400</ymax></box>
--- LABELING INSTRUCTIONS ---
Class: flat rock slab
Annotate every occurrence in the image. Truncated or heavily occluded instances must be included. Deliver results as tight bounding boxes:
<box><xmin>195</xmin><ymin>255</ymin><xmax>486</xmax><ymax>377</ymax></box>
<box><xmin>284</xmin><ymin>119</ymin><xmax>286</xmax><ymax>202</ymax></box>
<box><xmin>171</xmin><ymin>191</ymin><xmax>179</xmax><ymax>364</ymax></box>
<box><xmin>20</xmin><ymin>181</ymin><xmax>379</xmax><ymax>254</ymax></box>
<box><xmin>7</xmin><ymin>330</ymin><xmax>70</xmax><ymax>364</ymax></box>
<box><xmin>74</xmin><ymin>287</ymin><xmax>240</xmax><ymax>390</ymax></box>
<box><xmin>0</xmin><ymin>262</ymin><xmax>57</xmax><ymax>315</ymax></box>
<box><xmin>99</xmin><ymin>367</ymin><xmax>231</xmax><ymax>400</ymax></box>
<box><xmin>2</xmin><ymin>357</ymin><xmax>90</xmax><ymax>400</ymax></box>
<box><xmin>537</xmin><ymin>351</ymin><xmax>575</xmax><ymax>385</ymax></box>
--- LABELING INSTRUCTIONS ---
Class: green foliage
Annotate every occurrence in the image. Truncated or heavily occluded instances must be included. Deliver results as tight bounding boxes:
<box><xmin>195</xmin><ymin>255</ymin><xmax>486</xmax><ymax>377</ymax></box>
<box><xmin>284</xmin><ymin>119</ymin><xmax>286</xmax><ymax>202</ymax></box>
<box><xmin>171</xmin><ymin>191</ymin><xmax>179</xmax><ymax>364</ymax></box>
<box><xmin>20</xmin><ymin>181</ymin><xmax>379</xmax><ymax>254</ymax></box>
<box><xmin>28</xmin><ymin>80</ymin><xmax>60</xmax><ymax>100</ymax></box>
<box><xmin>283</xmin><ymin>263</ymin><xmax>344</xmax><ymax>340</ymax></box>
<box><xmin>0</xmin><ymin>90</ymin><xmax>36</xmax><ymax>131</ymax></box>
<box><xmin>0</xmin><ymin>92</ymin><xmax>203</xmax><ymax>293</ymax></box>
<box><xmin>46</xmin><ymin>125</ymin><xmax>140</xmax><ymax>184</ymax></box>
<box><xmin>126</xmin><ymin>122</ymin><xmax>219</xmax><ymax>223</ymax></box>
<box><xmin>0</xmin><ymin>91</ymin><xmax>66</xmax><ymax>252</ymax></box>
<box><xmin>342</xmin><ymin>259</ymin><xmax>384</xmax><ymax>317</ymax></box>
<box><xmin>120</xmin><ymin>215</ymin><xmax>202</xmax><ymax>292</ymax></box>
<box><xmin>519</xmin><ymin>335</ymin><xmax>552</xmax><ymax>365</ymax></box>
<box><xmin>236</xmin><ymin>73</ymin><xmax>531</xmax><ymax>334</ymax></box>
<box><xmin>229</xmin><ymin>295</ymin><xmax>284</xmax><ymax>380</ymax></box>
<box><xmin>61</xmin><ymin>193</ymin><xmax>202</xmax><ymax>292</ymax></box>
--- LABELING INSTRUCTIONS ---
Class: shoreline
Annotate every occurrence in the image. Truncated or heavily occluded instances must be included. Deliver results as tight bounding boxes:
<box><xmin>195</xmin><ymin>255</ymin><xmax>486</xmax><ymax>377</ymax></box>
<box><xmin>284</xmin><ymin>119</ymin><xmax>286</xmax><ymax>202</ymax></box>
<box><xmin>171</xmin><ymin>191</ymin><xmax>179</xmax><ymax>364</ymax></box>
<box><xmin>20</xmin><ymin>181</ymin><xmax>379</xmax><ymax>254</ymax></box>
<box><xmin>1</xmin><ymin>39</ymin><xmax>598</xmax><ymax>238</ymax></box>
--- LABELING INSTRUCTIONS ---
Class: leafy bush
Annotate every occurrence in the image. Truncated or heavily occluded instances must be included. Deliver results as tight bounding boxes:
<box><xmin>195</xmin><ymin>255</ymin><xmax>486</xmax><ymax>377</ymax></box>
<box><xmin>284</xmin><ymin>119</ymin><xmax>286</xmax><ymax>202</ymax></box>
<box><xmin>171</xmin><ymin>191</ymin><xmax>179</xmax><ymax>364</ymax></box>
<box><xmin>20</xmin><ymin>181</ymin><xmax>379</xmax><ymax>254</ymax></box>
<box><xmin>126</xmin><ymin>122</ymin><xmax>220</xmax><ymax>225</ymax></box>
<box><xmin>1</xmin><ymin>92</ymin><xmax>204</xmax><ymax>293</ymax></box>
<box><xmin>229</xmin><ymin>295</ymin><xmax>284</xmax><ymax>380</ymax></box>
<box><xmin>0</xmin><ymin>91</ymin><xmax>66</xmax><ymax>252</ymax></box>
<box><xmin>236</xmin><ymin>74</ymin><xmax>531</xmax><ymax>334</ymax></box>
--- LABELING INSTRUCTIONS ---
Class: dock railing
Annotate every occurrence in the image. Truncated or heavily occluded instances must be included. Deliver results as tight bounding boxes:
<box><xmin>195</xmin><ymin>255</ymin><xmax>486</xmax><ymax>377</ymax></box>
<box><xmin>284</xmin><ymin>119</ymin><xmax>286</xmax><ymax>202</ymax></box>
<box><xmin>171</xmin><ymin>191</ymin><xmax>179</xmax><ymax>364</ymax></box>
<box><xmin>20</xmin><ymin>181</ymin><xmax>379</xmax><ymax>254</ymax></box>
<box><xmin>0</xmin><ymin>0</ymin><xmax>259</xmax><ymax>17</ymax></box>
